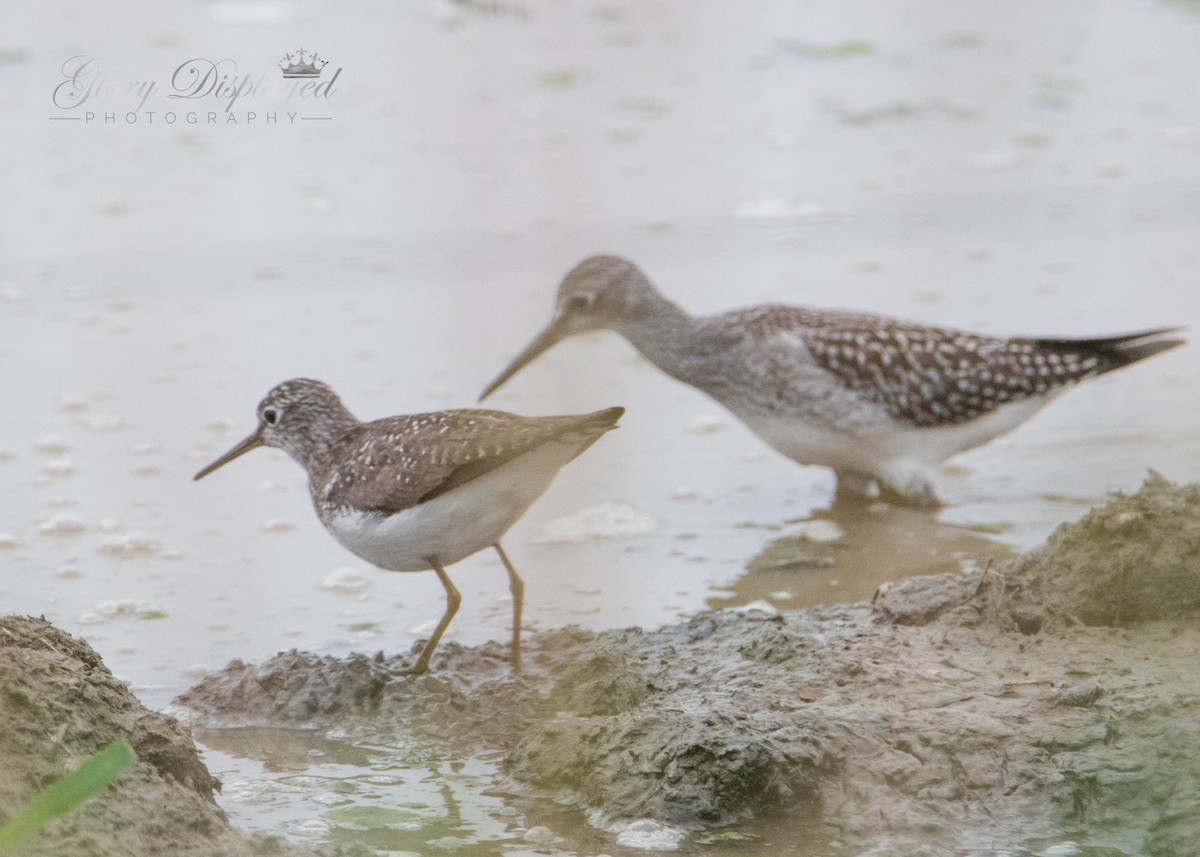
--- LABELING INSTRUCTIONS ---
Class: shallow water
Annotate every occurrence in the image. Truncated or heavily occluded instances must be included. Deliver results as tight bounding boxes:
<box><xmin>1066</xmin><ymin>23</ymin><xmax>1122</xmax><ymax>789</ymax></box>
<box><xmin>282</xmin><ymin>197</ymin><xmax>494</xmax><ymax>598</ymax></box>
<box><xmin>3</xmin><ymin>0</ymin><xmax>1200</xmax><ymax>853</ymax></box>
<box><xmin>196</xmin><ymin>725</ymin><xmax>1137</xmax><ymax>857</ymax></box>
<box><xmin>197</xmin><ymin>726</ymin><xmax>838</xmax><ymax>856</ymax></box>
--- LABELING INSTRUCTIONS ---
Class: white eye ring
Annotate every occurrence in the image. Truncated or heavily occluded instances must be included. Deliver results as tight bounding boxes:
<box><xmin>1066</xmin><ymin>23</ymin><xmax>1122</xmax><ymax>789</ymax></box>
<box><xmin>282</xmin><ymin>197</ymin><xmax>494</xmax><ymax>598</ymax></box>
<box><xmin>263</xmin><ymin>408</ymin><xmax>280</xmax><ymax>426</ymax></box>
<box><xmin>567</xmin><ymin>292</ymin><xmax>595</xmax><ymax>312</ymax></box>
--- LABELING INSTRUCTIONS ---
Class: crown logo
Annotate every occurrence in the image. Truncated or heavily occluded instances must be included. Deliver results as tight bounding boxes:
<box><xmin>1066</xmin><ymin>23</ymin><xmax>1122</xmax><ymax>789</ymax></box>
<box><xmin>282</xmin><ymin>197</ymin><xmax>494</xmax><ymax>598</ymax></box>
<box><xmin>278</xmin><ymin>48</ymin><xmax>328</xmax><ymax>79</ymax></box>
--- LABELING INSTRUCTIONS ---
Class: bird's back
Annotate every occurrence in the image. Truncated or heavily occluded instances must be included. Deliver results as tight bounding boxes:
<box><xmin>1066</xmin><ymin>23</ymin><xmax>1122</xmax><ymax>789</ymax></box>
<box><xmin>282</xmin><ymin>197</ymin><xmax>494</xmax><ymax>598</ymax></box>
<box><xmin>316</xmin><ymin>407</ymin><xmax>623</xmax><ymax>517</ymax></box>
<box><xmin>316</xmin><ymin>407</ymin><xmax>623</xmax><ymax>571</ymax></box>
<box><xmin>692</xmin><ymin>304</ymin><xmax>1183</xmax><ymax>430</ymax></box>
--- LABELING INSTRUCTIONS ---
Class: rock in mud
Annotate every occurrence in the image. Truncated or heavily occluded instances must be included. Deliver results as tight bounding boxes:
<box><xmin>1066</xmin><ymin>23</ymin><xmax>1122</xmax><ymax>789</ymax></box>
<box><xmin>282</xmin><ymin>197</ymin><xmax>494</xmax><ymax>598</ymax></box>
<box><xmin>175</xmin><ymin>477</ymin><xmax>1200</xmax><ymax>854</ymax></box>
<box><xmin>0</xmin><ymin>615</ymin><xmax>332</xmax><ymax>857</ymax></box>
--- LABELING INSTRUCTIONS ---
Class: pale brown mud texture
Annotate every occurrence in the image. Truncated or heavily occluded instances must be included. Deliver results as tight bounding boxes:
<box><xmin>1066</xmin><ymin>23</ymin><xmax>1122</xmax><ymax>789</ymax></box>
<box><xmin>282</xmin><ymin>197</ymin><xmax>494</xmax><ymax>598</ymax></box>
<box><xmin>178</xmin><ymin>474</ymin><xmax>1200</xmax><ymax>855</ymax></box>
<box><xmin>0</xmin><ymin>615</ymin><xmax>366</xmax><ymax>857</ymax></box>
<box><xmin>8</xmin><ymin>475</ymin><xmax>1200</xmax><ymax>856</ymax></box>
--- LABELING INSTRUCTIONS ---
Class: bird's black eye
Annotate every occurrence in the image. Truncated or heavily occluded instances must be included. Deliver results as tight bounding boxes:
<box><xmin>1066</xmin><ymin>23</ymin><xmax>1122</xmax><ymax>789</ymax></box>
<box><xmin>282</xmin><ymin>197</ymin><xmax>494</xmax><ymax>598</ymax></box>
<box><xmin>263</xmin><ymin>408</ymin><xmax>280</xmax><ymax>426</ymax></box>
<box><xmin>567</xmin><ymin>293</ymin><xmax>594</xmax><ymax>312</ymax></box>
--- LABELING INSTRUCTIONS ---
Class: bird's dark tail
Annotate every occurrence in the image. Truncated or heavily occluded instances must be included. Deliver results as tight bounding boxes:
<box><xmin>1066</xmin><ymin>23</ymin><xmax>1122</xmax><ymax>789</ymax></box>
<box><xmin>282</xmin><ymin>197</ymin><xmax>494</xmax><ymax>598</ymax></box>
<box><xmin>586</xmin><ymin>406</ymin><xmax>626</xmax><ymax>429</ymax></box>
<box><xmin>565</xmin><ymin>406</ymin><xmax>624</xmax><ymax>461</ymax></box>
<box><xmin>1036</xmin><ymin>327</ymin><xmax>1185</xmax><ymax>375</ymax></box>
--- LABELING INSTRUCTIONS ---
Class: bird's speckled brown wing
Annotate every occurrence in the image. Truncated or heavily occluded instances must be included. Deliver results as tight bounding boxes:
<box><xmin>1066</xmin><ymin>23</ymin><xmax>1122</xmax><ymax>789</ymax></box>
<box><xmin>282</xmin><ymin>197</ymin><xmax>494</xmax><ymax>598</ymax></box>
<box><xmin>320</xmin><ymin>407</ymin><xmax>622</xmax><ymax>514</ymax></box>
<box><xmin>740</xmin><ymin>306</ymin><xmax>1182</xmax><ymax>427</ymax></box>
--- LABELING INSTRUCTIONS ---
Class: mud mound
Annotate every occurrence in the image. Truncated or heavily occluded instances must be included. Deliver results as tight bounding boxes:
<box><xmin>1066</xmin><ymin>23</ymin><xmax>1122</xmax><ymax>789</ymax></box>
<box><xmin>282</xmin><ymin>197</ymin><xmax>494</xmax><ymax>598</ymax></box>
<box><xmin>508</xmin><ymin>614</ymin><xmax>843</xmax><ymax>829</ymax></box>
<box><xmin>172</xmin><ymin>478</ymin><xmax>1200</xmax><ymax>853</ymax></box>
<box><xmin>1007</xmin><ymin>472</ymin><xmax>1200</xmax><ymax>628</ymax></box>
<box><xmin>0</xmin><ymin>616</ymin><xmax>329</xmax><ymax>857</ymax></box>
<box><xmin>177</xmin><ymin>639</ymin><xmax>540</xmax><ymax>746</ymax></box>
<box><xmin>872</xmin><ymin>473</ymin><xmax>1200</xmax><ymax>634</ymax></box>
<box><xmin>179</xmin><ymin>595</ymin><xmax>1200</xmax><ymax>854</ymax></box>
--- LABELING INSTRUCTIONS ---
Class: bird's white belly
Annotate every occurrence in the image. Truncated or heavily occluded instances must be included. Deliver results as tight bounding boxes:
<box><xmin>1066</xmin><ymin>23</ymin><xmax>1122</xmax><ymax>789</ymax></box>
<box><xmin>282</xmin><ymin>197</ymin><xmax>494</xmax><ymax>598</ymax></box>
<box><xmin>322</xmin><ymin>437</ymin><xmax>584</xmax><ymax>572</ymax></box>
<box><xmin>739</xmin><ymin>394</ymin><xmax>1054</xmax><ymax>479</ymax></box>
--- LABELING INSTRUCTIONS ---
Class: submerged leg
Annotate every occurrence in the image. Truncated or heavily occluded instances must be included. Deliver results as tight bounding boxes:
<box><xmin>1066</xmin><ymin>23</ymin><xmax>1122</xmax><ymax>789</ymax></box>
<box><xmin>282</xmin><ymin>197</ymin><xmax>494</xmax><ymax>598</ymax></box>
<box><xmin>875</xmin><ymin>463</ymin><xmax>942</xmax><ymax>509</ymax></box>
<box><xmin>401</xmin><ymin>556</ymin><xmax>461</xmax><ymax>675</ymax></box>
<box><xmin>875</xmin><ymin>478</ymin><xmax>942</xmax><ymax>509</ymax></box>
<box><xmin>833</xmin><ymin>467</ymin><xmax>879</xmax><ymax>499</ymax></box>
<box><xmin>834</xmin><ymin>466</ymin><xmax>942</xmax><ymax>509</ymax></box>
<box><xmin>492</xmin><ymin>542</ymin><xmax>524</xmax><ymax>668</ymax></box>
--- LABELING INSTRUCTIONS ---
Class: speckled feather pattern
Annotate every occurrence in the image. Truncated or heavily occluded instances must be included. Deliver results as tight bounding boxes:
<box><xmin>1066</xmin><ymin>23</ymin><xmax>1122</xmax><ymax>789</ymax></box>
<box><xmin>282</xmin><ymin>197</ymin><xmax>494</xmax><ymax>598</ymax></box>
<box><xmin>724</xmin><ymin>305</ymin><xmax>1124</xmax><ymax>428</ymax></box>
<box><xmin>483</xmin><ymin>254</ymin><xmax>1183</xmax><ymax>499</ymax></box>
<box><xmin>196</xmin><ymin>379</ymin><xmax>622</xmax><ymax>671</ymax></box>
<box><xmin>316</xmin><ymin>408</ymin><xmax>620</xmax><ymax>515</ymax></box>
<box><xmin>564</xmin><ymin>267</ymin><xmax>1178</xmax><ymax>431</ymax></box>
<box><xmin>250</xmin><ymin>381</ymin><xmax>622</xmax><ymax>519</ymax></box>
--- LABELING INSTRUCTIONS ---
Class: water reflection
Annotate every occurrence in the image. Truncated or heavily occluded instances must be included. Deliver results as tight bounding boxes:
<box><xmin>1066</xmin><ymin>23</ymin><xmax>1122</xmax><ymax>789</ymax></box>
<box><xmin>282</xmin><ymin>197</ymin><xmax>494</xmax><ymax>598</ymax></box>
<box><xmin>198</xmin><ymin>728</ymin><xmax>525</xmax><ymax>855</ymax></box>
<box><xmin>198</xmin><ymin>726</ymin><xmax>840</xmax><ymax>856</ymax></box>
<box><xmin>710</xmin><ymin>491</ymin><xmax>1013</xmax><ymax>612</ymax></box>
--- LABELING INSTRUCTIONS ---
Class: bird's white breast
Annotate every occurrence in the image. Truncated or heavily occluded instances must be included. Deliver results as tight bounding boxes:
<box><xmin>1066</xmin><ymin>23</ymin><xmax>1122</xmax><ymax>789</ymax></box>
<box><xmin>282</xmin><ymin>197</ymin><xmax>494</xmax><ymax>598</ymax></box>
<box><xmin>322</xmin><ymin>435</ymin><xmax>588</xmax><ymax>572</ymax></box>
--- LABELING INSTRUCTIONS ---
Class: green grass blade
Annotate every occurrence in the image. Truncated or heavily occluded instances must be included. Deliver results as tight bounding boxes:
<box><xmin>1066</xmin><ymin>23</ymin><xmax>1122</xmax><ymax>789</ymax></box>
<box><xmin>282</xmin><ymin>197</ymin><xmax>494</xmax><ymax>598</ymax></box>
<box><xmin>0</xmin><ymin>740</ymin><xmax>136</xmax><ymax>852</ymax></box>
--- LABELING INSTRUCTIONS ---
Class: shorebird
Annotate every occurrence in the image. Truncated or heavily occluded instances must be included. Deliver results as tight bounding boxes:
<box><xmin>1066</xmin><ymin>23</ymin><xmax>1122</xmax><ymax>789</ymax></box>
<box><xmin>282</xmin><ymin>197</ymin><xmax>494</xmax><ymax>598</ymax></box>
<box><xmin>195</xmin><ymin>378</ymin><xmax>623</xmax><ymax>674</ymax></box>
<box><xmin>480</xmin><ymin>255</ymin><xmax>1183</xmax><ymax>505</ymax></box>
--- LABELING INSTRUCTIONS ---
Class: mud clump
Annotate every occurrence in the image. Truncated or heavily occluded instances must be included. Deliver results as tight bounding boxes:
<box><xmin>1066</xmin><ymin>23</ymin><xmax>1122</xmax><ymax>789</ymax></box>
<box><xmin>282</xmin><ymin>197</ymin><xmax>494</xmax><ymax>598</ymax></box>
<box><xmin>177</xmin><ymin>477</ymin><xmax>1200</xmax><ymax>855</ymax></box>
<box><xmin>13</xmin><ymin>476</ymin><xmax>1200</xmax><ymax>856</ymax></box>
<box><xmin>0</xmin><ymin>615</ymin><xmax>332</xmax><ymax>857</ymax></box>
<box><xmin>1007</xmin><ymin>472</ymin><xmax>1200</xmax><ymax>628</ymax></box>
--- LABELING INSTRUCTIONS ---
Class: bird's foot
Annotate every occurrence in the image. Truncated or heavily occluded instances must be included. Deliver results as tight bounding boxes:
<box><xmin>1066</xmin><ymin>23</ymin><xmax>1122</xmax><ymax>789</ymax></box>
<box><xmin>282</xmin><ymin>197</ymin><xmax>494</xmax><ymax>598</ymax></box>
<box><xmin>834</xmin><ymin>467</ymin><xmax>942</xmax><ymax>509</ymax></box>
<box><xmin>396</xmin><ymin>648</ymin><xmax>434</xmax><ymax>676</ymax></box>
<box><xmin>875</xmin><ymin>479</ymin><xmax>943</xmax><ymax>510</ymax></box>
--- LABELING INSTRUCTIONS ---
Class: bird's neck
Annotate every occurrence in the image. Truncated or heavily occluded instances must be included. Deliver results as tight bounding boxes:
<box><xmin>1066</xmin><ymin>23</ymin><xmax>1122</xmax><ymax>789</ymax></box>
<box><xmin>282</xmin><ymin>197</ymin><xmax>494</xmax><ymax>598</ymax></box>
<box><xmin>612</xmin><ymin>289</ymin><xmax>704</xmax><ymax>381</ymax></box>
<box><xmin>283</xmin><ymin>412</ymin><xmax>360</xmax><ymax>476</ymax></box>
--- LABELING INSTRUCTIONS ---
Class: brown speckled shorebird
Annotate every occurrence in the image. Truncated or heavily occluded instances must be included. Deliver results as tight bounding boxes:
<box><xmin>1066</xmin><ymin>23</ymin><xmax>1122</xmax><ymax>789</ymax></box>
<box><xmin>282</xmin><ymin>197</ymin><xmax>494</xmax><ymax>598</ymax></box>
<box><xmin>195</xmin><ymin>378</ymin><xmax>623</xmax><ymax>674</ymax></box>
<box><xmin>480</xmin><ymin>255</ymin><xmax>1184</xmax><ymax>505</ymax></box>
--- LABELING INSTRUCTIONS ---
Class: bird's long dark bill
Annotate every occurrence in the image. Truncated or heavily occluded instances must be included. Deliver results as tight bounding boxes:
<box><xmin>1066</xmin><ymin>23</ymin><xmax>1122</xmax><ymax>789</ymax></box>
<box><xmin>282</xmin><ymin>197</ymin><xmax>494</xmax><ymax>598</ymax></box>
<box><xmin>194</xmin><ymin>431</ymin><xmax>264</xmax><ymax>481</ymax></box>
<box><xmin>479</xmin><ymin>317</ymin><xmax>569</xmax><ymax>401</ymax></box>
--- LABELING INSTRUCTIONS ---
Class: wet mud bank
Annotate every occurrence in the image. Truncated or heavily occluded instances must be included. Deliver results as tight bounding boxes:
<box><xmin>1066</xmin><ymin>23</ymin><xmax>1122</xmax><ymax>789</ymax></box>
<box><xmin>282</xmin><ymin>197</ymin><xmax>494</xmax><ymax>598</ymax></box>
<box><xmin>5</xmin><ymin>476</ymin><xmax>1199</xmax><ymax>855</ymax></box>
<box><xmin>178</xmin><ymin>475</ymin><xmax>1200</xmax><ymax>855</ymax></box>
<box><xmin>0</xmin><ymin>615</ymin><xmax>341</xmax><ymax>857</ymax></box>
